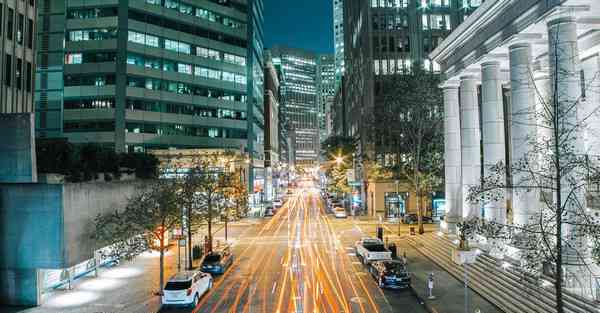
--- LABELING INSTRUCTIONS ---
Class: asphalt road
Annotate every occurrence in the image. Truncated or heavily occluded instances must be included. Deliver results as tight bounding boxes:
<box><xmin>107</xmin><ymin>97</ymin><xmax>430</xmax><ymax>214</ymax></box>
<box><xmin>162</xmin><ymin>182</ymin><xmax>427</xmax><ymax>313</ymax></box>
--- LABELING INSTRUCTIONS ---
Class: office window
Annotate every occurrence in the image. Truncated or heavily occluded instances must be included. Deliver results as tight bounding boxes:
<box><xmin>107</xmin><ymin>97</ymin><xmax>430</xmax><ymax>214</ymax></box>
<box><xmin>5</xmin><ymin>54</ymin><xmax>11</xmax><ymax>86</ymax></box>
<box><xmin>177</xmin><ymin>63</ymin><xmax>192</xmax><ymax>74</ymax></box>
<box><xmin>65</xmin><ymin>53</ymin><xmax>82</xmax><ymax>64</ymax></box>
<box><xmin>27</xmin><ymin>18</ymin><xmax>33</xmax><ymax>48</ymax></box>
<box><xmin>17</xmin><ymin>14</ymin><xmax>23</xmax><ymax>44</ymax></box>
<box><xmin>26</xmin><ymin>62</ymin><xmax>32</xmax><ymax>92</ymax></box>
<box><xmin>164</xmin><ymin>39</ymin><xmax>178</xmax><ymax>52</ymax></box>
<box><xmin>6</xmin><ymin>8</ymin><xmax>13</xmax><ymax>40</ymax></box>
<box><xmin>146</xmin><ymin>34</ymin><xmax>159</xmax><ymax>47</ymax></box>
<box><xmin>16</xmin><ymin>58</ymin><xmax>22</xmax><ymax>90</ymax></box>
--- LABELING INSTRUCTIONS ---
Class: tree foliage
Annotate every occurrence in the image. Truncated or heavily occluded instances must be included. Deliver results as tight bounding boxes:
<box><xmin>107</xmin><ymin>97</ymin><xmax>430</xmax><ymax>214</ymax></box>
<box><xmin>366</xmin><ymin>67</ymin><xmax>444</xmax><ymax>233</ymax></box>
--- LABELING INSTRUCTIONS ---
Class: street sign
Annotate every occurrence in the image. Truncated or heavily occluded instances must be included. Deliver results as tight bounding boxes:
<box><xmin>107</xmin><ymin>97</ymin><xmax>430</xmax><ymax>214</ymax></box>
<box><xmin>179</xmin><ymin>239</ymin><xmax>186</xmax><ymax>247</ymax></box>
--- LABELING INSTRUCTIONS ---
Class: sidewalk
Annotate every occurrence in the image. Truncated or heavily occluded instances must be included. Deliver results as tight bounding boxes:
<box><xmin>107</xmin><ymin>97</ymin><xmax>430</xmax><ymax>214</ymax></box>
<box><xmin>397</xmin><ymin>237</ymin><xmax>503</xmax><ymax>313</ymax></box>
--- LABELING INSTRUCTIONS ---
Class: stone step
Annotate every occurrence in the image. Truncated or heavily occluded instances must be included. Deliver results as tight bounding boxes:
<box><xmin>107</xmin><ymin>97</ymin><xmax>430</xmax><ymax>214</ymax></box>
<box><xmin>408</xmin><ymin>233</ymin><xmax>599</xmax><ymax>313</ymax></box>
<box><xmin>407</xmin><ymin>235</ymin><xmax>546</xmax><ymax>313</ymax></box>
<box><xmin>432</xmin><ymin>234</ymin><xmax>599</xmax><ymax>313</ymax></box>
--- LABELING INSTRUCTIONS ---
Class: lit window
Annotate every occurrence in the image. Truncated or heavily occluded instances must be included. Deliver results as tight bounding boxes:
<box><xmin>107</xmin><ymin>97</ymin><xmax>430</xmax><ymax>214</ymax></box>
<box><xmin>65</xmin><ymin>53</ymin><xmax>82</xmax><ymax>64</ymax></box>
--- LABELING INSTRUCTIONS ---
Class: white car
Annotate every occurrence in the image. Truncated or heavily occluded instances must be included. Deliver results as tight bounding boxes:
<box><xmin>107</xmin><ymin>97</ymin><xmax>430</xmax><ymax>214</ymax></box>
<box><xmin>273</xmin><ymin>199</ymin><xmax>283</xmax><ymax>208</ymax></box>
<box><xmin>334</xmin><ymin>207</ymin><xmax>347</xmax><ymax>218</ymax></box>
<box><xmin>162</xmin><ymin>271</ymin><xmax>212</xmax><ymax>307</ymax></box>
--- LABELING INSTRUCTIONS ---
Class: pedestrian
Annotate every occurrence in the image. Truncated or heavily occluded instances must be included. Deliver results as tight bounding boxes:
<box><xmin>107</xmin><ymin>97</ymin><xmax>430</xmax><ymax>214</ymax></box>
<box><xmin>427</xmin><ymin>272</ymin><xmax>435</xmax><ymax>299</ymax></box>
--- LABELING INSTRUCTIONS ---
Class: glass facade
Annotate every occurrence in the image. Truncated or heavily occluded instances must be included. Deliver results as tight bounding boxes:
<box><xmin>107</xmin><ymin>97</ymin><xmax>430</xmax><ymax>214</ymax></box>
<box><xmin>35</xmin><ymin>0</ymin><xmax>264</xmax><ymax>175</ymax></box>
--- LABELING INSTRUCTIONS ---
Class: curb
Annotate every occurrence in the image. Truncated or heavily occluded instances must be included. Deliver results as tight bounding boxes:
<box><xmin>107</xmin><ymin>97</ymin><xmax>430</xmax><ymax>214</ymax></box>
<box><xmin>410</xmin><ymin>285</ymin><xmax>441</xmax><ymax>313</ymax></box>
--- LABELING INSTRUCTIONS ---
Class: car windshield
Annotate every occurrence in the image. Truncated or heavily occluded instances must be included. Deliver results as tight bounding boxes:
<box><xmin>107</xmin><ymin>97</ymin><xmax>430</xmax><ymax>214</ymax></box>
<box><xmin>384</xmin><ymin>262</ymin><xmax>406</xmax><ymax>272</ymax></box>
<box><xmin>204</xmin><ymin>254</ymin><xmax>221</xmax><ymax>262</ymax></box>
<box><xmin>165</xmin><ymin>280</ymin><xmax>191</xmax><ymax>290</ymax></box>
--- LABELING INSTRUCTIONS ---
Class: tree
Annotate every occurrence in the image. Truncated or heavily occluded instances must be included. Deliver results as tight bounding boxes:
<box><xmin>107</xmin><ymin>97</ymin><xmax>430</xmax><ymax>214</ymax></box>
<box><xmin>321</xmin><ymin>135</ymin><xmax>356</xmax><ymax>196</ymax></box>
<box><xmin>465</xmin><ymin>26</ymin><xmax>600</xmax><ymax>312</ymax></box>
<box><xmin>93</xmin><ymin>180</ymin><xmax>180</xmax><ymax>294</ymax></box>
<box><xmin>368</xmin><ymin>67</ymin><xmax>444</xmax><ymax>234</ymax></box>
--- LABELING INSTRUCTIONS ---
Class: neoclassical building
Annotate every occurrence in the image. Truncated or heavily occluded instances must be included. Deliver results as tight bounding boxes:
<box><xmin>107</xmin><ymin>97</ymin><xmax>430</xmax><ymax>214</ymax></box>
<box><xmin>431</xmin><ymin>0</ymin><xmax>600</xmax><ymax>299</ymax></box>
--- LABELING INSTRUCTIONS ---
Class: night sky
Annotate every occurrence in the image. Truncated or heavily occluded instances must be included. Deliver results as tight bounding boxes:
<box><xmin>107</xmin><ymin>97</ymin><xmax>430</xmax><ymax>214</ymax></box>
<box><xmin>263</xmin><ymin>0</ymin><xmax>334</xmax><ymax>54</ymax></box>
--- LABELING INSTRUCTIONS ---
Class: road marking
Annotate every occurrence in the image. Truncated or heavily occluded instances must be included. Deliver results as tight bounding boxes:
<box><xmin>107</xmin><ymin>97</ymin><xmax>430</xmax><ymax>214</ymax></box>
<box><xmin>272</xmin><ymin>281</ymin><xmax>278</xmax><ymax>294</ymax></box>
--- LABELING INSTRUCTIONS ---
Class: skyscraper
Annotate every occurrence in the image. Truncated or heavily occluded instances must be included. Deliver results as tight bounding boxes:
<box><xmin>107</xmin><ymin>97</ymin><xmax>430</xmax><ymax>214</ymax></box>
<box><xmin>316</xmin><ymin>54</ymin><xmax>335</xmax><ymax>143</ymax></box>
<box><xmin>270</xmin><ymin>46</ymin><xmax>319</xmax><ymax>167</ymax></box>
<box><xmin>35</xmin><ymin>0</ymin><xmax>264</xmax><ymax>157</ymax></box>
<box><xmin>341</xmin><ymin>0</ymin><xmax>482</xmax><ymax>149</ymax></box>
<box><xmin>333</xmin><ymin>0</ymin><xmax>344</xmax><ymax>88</ymax></box>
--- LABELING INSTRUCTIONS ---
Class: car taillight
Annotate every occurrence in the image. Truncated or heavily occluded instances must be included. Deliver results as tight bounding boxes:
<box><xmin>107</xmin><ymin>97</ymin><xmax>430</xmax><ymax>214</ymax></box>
<box><xmin>186</xmin><ymin>288</ymin><xmax>192</xmax><ymax>296</ymax></box>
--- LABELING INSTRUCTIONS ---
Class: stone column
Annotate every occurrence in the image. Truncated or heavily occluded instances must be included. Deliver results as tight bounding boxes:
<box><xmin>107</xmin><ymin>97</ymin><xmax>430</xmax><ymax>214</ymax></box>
<box><xmin>460</xmin><ymin>75</ymin><xmax>481</xmax><ymax>219</ymax></box>
<box><xmin>548</xmin><ymin>16</ymin><xmax>587</xmax><ymax>263</ymax></box>
<box><xmin>481</xmin><ymin>61</ymin><xmax>506</xmax><ymax>224</ymax></box>
<box><xmin>580</xmin><ymin>55</ymin><xmax>600</xmax><ymax>156</ymax></box>
<box><xmin>443</xmin><ymin>81</ymin><xmax>461</xmax><ymax>233</ymax></box>
<box><xmin>509</xmin><ymin>43</ymin><xmax>537</xmax><ymax>226</ymax></box>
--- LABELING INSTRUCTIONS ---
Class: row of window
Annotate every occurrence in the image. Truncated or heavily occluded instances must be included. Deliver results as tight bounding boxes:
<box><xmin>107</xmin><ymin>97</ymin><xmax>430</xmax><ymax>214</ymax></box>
<box><xmin>64</xmin><ymin>120</ymin><xmax>248</xmax><ymax>140</ymax></box>
<box><xmin>127</xmin><ymin>31</ymin><xmax>246</xmax><ymax>66</ymax></box>
<box><xmin>65</xmin><ymin>52</ymin><xmax>117</xmax><ymax>64</ymax></box>
<box><xmin>64</xmin><ymin>74</ymin><xmax>115</xmax><ymax>87</ymax></box>
<box><xmin>373</xmin><ymin>58</ymin><xmax>440</xmax><ymax>75</ymax></box>
<box><xmin>126</xmin><ymin>53</ymin><xmax>247</xmax><ymax>85</ymax></box>
<box><xmin>126</xmin><ymin>75</ymin><xmax>246</xmax><ymax>102</ymax></box>
<box><xmin>128</xmin><ymin>9</ymin><xmax>246</xmax><ymax>49</ymax></box>
<box><xmin>126</xmin><ymin>99</ymin><xmax>246</xmax><ymax>120</ymax></box>
<box><xmin>68</xmin><ymin>28</ymin><xmax>117</xmax><ymax>42</ymax></box>
<box><xmin>371</xmin><ymin>0</ymin><xmax>481</xmax><ymax>9</ymax></box>
<box><xmin>4</xmin><ymin>53</ymin><xmax>33</xmax><ymax>91</ymax></box>
<box><xmin>145</xmin><ymin>0</ymin><xmax>244</xmax><ymax>30</ymax></box>
<box><xmin>63</xmin><ymin>97</ymin><xmax>247</xmax><ymax>121</ymax></box>
<box><xmin>67</xmin><ymin>7</ymin><xmax>118</xmax><ymax>19</ymax></box>
<box><xmin>0</xmin><ymin>6</ymin><xmax>34</xmax><ymax>48</ymax></box>
<box><xmin>125</xmin><ymin>122</ymin><xmax>247</xmax><ymax>139</ymax></box>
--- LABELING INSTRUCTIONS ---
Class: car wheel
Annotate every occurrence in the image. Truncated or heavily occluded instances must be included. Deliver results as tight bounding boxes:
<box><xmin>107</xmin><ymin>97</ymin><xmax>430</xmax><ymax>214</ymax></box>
<box><xmin>193</xmin><ymin>294</ymin><xmax>199</xmax><ymax>307</ymax></box>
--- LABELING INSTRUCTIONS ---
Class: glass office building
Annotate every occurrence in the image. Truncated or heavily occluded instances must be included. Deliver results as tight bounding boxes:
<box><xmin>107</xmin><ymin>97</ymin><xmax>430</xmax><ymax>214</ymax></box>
<box><xmin>270</xmin><ymin>46</ymin><xmax>318</xmax><ymax>167</ymax></box>
<box><xmin>35</xmin><ymin>0</ymin><xmax>264</xmax><ymax>155</ymax></box>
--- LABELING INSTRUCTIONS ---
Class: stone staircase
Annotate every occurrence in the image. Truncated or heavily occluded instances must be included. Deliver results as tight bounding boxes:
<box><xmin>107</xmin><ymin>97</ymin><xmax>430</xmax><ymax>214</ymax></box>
<box><xmin>405</xmin><ymin>233</ymin><xmax>599</xmax><ymax>313</ymax></box>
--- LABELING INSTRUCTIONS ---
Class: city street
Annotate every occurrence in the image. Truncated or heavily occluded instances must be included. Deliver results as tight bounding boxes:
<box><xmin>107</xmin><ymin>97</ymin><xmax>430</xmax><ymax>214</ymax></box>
<box><xmin>162</xmin><ymin>182</ymin><xmax>427</xmax><ymax>313</ymax></box>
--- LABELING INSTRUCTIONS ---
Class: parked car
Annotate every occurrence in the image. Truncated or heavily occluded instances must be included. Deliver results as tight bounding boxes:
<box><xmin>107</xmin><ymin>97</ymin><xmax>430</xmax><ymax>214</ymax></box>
<box><xmin>403</xmin><ymin>214</ymin><xmax>433</xmax><ymax>225</ymax></box>
<box><xmin>369</xmin><ymin>260</ymin><xmax>411</xmax><ymax>289</ymax></box>
<box><xmin>334</xmin><ymin>207</ymin><xmax>347</xmax><ymax>218</ymax></box>
<box><xmin>201</xmin><ymin>247</ymin><xmax>234</xmax><ymax>275</ymax></box>
<box><xmin>162</xmin><ymin>271</ymin><xmax>212</xmax><ymax>307</ymax></box>
<box><xmin>264</xmin><ymin>206</ymin><xmax>275</xmax><ymax>217</ymax></box>
<box><xmin>355</xmin><ymin>237</ymin><xmax>392</xmax><ymax>264</ymax></box>
<box><xmin>273</xmin><ymin>199</ymin><xmax>283</xmax><ymax>208</ymax></box>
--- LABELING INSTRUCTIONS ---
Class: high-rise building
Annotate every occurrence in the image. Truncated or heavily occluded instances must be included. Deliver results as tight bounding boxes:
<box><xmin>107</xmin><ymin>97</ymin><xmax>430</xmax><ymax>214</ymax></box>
<box><xmin>341</xmin><ymin>0</ymin><xmax>482</xmax><ymax>149</ymax></box>
<box><xmin>0</xmin><ymin>0</ymin><xmax>36</xmax><ymax>114</ymax></box>
<box><xmin>263</xmin><ymin>50</ymin><xmax>279</xmax><ymax>201</ymax></box>
<box><xmin>316</xmin><ymin>54</ymin><xmax>335</xmax><ymax>143</ymax></box>
<box><xmin>35</xmin><ymin>0</ymin><xmax>264</xmax><ymax>190</ymax></box>
<box><xmin>270</xmin><ymin>46</ymin><xmax>318</xmax><ymax>167</ymax></box>
<box><xmin>333</xmin><ymin>0</ymin><xmax>344</xmax><ymax>88</ymax></box>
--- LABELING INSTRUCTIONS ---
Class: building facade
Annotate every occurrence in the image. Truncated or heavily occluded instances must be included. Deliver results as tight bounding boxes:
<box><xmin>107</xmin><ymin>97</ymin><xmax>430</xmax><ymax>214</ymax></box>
<box><xmin>35</xmin><ymin>0</ymin><xmax>264</xmax><ymax>192</ymax></box>
<box><xmin>264</xmin><ymin>51</ymin><xmax>279</xmax><ymax>201</ymax></box>
<box><xmin>432</xmin><ymin>0</ymin><xmax>600</xmax><ymax>302</ymax></box>
<box><xmin>270</xmin><ymin>45</ymin><xmax>319</xmax><ymax>167</ymax></box>
<box><xmin>316</xmin><ymin>54</ymin><xmax>335</xmax><ymax>143</ymax></box>
<box><xmin>0</xmin><ymin>0</ymin><xmax>35</xmax><ymax>114</ymax></box>
<box><xmin>333</xmin><ymin>0</ymin><xmax>344</xmax><ymax>88</ymax></box>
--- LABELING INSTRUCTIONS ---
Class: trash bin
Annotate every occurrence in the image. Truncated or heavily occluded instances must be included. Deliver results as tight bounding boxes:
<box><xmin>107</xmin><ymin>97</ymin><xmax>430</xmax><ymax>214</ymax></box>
<box><xmin>410</xmin><ymin>227</ymin><xmax>416</xmax><ymax>236</ymax></box>
<box><xmin>377</xmin><ymin>226</ymin><xmax>384</xmax><ymax>241</ymax></box>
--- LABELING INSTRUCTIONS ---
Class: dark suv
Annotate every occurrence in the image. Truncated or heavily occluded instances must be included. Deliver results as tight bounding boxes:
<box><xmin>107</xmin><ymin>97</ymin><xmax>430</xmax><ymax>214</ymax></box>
<box><xmin>201</xmin><ymin>247</ymin><xmax>233</xmax><ymax>275</ymax></box>
<box><xmin>369</xmin><ymin>260</ymin><xmax>411</xmax><ymax>289</ymax></box>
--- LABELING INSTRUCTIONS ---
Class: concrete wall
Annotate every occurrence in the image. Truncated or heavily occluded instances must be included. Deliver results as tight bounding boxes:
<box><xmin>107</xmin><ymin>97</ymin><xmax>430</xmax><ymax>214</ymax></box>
<box><xmin>0</xmin><ymin>113</ymin><xmax>37</xmax><ymax>183</ymax></box>
<box><xmin>0</xmin><ymin>180</ymin><xmax>145</xmax><ymax>305</ymax></box>
<box><xmin>62</xmin><ymin>181</ymin><xmax>142</xmax><ymax>267</ymax></box>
